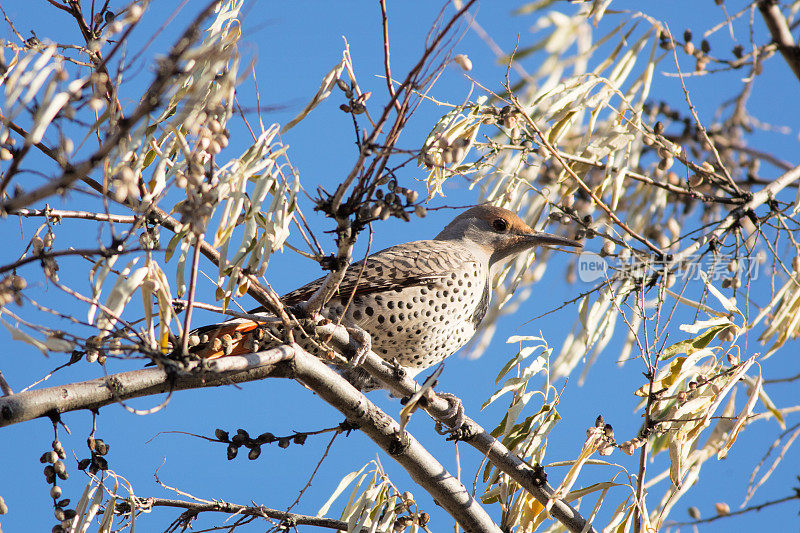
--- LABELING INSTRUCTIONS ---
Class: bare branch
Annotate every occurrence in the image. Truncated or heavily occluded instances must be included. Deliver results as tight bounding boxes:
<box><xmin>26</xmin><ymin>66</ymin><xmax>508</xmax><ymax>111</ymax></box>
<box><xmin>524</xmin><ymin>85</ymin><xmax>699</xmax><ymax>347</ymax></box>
<box><xmin>10</xmin><ymin>208</ymin><xmax>138</xmax><ymax>224</ymax></box>
<box><xmin>0</xmin><ymin>346</ymin><xmax>295</xmax><ymax>428</ymax></box>
<box><xmin>129</xmin><ymin>497</ymin><xmax>363</xmax><ymax>532</ymax></box>
<box><xmin>379</xmin><ymin>0</ymin><xmax>402</xmax><ymax>114</ymax></box>
<box><xmin>180</xmin><ymin>233</ymin><xmax>203</xmax><ymax>355</ymax></box>
<box><xmin>758</xmin><ymin>0</ymin><xmax>800</xmax><ymax>83</ymax></box>
<box><xmin>668</xmin><ymin>493</ymin><xmax>800</xmax><ymax>527</ymax></box>
<box><xmin>671</xmin><ymin>164</ymin><xmax>800</xmax><ymax>265</ymax></box>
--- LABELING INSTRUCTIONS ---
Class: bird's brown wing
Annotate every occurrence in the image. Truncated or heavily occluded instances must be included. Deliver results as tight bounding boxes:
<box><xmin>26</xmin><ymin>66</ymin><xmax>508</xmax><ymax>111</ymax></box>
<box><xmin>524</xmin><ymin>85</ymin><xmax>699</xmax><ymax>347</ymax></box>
<box><xmin>278</xmin><ymin>240</ymin><xmax>463</xmax><ymax>307</ymax></box>
<box><xmin>189</xmin><ymin>240</ymin><xmax>477</xmax><ymax>359</ymax></box>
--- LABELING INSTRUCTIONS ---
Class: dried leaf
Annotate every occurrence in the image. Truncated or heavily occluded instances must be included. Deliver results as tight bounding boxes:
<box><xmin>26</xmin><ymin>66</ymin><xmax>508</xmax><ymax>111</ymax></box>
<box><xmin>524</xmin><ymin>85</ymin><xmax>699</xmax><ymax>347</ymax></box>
<box><xmin>281</xmin><ymin>58</ymin><xmax>346</xmax><ymax>134</ymax></box>
<box><xmin>717</xmin><ymin>366</ymin><xmax>762</xmax><ymax>459</ymax></box>
<box><xmin>317</xmin><ymin>463</ymin><xmax>372</xmax><ymax>517</ymax></box>
<box><xmin>97</xmin><ymin>265</ymin><xmax>148</xmax><ymax>332</ymax></box>
<box><xmin>2</xmin><ymin>319</ymin><xmax>49</xmax><ymax>355</ymax></box>
<box><xmin>44</xmin><ymin>335</ymin><xmax>75</xmax><ymax>353</ymax></box>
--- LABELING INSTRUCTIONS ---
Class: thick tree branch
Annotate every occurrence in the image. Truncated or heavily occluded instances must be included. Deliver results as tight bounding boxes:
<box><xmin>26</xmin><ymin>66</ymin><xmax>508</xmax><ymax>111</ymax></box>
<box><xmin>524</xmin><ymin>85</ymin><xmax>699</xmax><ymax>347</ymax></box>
<box><xmin>290</xmin><ymin>348</ymin><xmax>502</xmax><ymax>533</ymax></box>
<box><xmin>0</xmin><ymin>346</ymin><xmax>296</xmax><ymax>427</ymax></box>
<box><xmin>348</xmin><ymin>347</ymin><xmax>598</xmax><ymax>533</ymax></box>
<box><xmin>0</xmin><ymin>343</ymin><xmax>501</xmax><ymax>532</ymax></box>
<box><xmin>758</xmin><ymin>0</ymin><xmax>800</xmax><ymax>83</ymax></box>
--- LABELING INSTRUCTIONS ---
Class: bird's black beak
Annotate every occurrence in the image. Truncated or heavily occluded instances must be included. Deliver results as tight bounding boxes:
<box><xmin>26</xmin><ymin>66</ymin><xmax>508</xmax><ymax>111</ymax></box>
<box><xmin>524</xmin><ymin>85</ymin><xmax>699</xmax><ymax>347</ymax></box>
<box><xmin>525</xmin><ymin>231</ymin><xmax>583</xmax><ymax>249</ymax></box>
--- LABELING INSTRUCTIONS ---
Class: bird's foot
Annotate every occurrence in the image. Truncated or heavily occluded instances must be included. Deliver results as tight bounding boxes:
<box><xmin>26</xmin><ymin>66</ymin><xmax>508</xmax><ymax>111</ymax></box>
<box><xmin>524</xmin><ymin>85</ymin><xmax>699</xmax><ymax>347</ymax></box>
<box><xmin>387</xmin><ymin>357</ymin><xmax>407</xmax><ymax>380</ymax></box>
<box><xmin>342</xmin><ymin>324</ymin><xmax>371</xmax><ymax>368</ymax></box>
<box><xmin>431</xmin><ymin>391</ymin><xmax>471</xmax><ymax>439</ymax></box>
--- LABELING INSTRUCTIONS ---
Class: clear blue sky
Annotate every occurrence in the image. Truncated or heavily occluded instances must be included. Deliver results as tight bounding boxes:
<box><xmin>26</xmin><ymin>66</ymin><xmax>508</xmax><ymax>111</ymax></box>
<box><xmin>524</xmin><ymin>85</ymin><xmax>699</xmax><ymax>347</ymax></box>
<box><xmin>1</xmin><ymin>1</ymin><xmax>798</xmax><ymax>532</ymax></box>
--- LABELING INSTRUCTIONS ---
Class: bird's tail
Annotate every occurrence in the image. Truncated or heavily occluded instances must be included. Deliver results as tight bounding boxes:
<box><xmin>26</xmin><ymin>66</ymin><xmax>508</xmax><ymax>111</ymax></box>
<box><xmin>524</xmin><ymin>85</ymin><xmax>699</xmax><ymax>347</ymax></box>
<box><xmin>185</xmin><ymin>319</ymin><xmax>266</xmax><ymax>359</ymax></box>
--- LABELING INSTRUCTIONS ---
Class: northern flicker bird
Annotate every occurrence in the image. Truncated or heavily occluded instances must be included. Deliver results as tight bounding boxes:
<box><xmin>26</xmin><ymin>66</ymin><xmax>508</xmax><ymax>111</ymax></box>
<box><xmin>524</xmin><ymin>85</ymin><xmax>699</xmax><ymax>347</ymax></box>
<box><xmin>188</xmin><ymin>205</ymin><xmax>581</xmax><ymax>383</ymax></box>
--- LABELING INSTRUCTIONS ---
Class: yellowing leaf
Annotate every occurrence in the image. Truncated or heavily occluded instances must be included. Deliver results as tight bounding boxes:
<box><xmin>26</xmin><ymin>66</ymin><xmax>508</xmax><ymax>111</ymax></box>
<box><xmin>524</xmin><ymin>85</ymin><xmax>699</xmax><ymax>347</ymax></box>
<box><xmin>317</xmin><ymin>463</ymin><xmax>372</xmax><ymax>517</ymax></box>
<box><xmin>661</xmin><ymin>324</ymin><xmax>727</xmax><ymax>360</ymax></box>
<box><xmin>519</xmin><ymin>492</ymin><xmax>548</xmax><ymax>532</ymax></box>
<box><xmin>635</xmin><ymin>356</ymin><xmax>684</xmax><ymax>396</ymax></box>
<box><xmin>44</xmin><ymin>335</ymin><xmax>75</xmax><ymax>353</ymax></box>
<box><xmin>547</xmin><ymin>109</ymin><xmax>577</xmax><ymax>145</ymax></box>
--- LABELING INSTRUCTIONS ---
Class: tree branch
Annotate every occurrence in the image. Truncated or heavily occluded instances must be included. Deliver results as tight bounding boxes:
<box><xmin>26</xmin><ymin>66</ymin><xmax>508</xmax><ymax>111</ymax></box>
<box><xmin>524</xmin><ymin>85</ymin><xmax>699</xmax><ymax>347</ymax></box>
<box><xmin>305</xmin><ymin>322</ymin><xmax>597</xmax><ymax>533</ymax></box>
<box><xmin>349</xmin><ymin>347</ymin><xmax>598</xmax><ymax>533</ymax></box>
<box><xmin>290</xmin><ymin>347</ymin><xmax>502</xmax><ymax>533</ymax></box>
<box><xmin>0</xmin><ymin>346</ymin><xmax>296</xmax><ymax>427</ymax></box>
<box><xmin>668</xmin><ymin>493</ymin><xmax>800</xmax><ymax>527</ymax></box>
<box><xmin>758</xmin><ymin>0</ymin><xmax>800</xmax><ymax>83</ymax></box>
<box><xmin>671</xmin><ymin>163</ymin><xmax>800</xmax><ymax>265</ymax></box>
<box><xmin>131</xmin><ymin>497</ymin><xmax>364</xmax><ymax>532</ymax></box>
<box><xmin>0</xmin><ymin>246</ymin><xmax>144</xmax><ymax>276</ymax></box>
<box><xmin>10</xmin><ymin>208</ymin><xmax>138</xmax><ymax>224</ymax></box>
<box><xmin>0</xmin><ymin>344</ymin><xmax>502</xmax><ymax>533</ymax></box>
<box><xmin>379</xmin><ymin>0</ymin><xmax>402</xmax><ymax>114</ymax></box>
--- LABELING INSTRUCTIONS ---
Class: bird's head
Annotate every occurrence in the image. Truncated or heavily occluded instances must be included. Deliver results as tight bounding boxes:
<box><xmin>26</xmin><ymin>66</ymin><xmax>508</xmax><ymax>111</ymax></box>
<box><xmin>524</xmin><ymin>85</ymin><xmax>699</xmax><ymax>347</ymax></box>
<box><xmin>435</xmin><ymin>205</ymin><xmax>582</xmax><ymax>267</ymax></box>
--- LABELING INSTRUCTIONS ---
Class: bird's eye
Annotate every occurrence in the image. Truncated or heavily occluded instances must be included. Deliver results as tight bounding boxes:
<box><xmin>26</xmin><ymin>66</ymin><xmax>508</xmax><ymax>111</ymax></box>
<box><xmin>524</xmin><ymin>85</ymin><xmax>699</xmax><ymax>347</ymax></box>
<box><xmin>492</xmin><ymin>218</ymin><xmax>509</xmax><ymax>232</ymax></box>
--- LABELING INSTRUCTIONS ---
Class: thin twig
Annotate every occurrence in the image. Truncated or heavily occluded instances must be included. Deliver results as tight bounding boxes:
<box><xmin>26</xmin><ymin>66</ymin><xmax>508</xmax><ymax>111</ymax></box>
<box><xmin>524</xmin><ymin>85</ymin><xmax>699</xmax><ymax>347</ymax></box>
<box><xmin>285</xmin><ymin>429</ymin><xmax>340</xmax><ymax>513</ymax></box>
<box><xmin>633</xmin><ymin>340</ymin><xmax>656</xmax><ymax>532</ymax></box>
<box><xmin>43</xmin><ymin>0</ymin><xmax>72</xmax><ymax>13</ymax></box>
<box><xmin>180</xmin><ymin>233</ymin><xmax>203</xmax><ymax>355</ymax></box>
<box><xmin>0</xmin><ymin>371</ymin><xmax>13</xmax><ymax>396</ymax></box>
<box><xmin>11</xmin><ymin>208</ymin><xmax>138</xmax><ymax>224</ymax></box>
<box><xmin>668</xmin><ymin>493</ymin><xmax>800</xmax><ymax>527</ymax></box>
<box><xmin>664</xmin><ymin>25</ymin><xmax>743</xmax><ymax>196</ymax></box>
<box><xmin>379</xmin><ymin>0</ymin><xmax>402</xmax><ymax>114</ymax></box>
<box><xmin>133</xmin><ymin>497</ymin><xmax>367</xmax><ymax>532</ymax></box>
<box><xmin>0</xmin><ymin>246</ymin><xmax>144</xmax><ymax>276</ymax></box>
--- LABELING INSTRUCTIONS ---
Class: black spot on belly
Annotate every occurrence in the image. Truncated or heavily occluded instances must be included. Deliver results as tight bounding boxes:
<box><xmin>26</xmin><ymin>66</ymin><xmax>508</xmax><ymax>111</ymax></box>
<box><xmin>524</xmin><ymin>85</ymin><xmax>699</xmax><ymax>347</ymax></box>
<box><xmin>470</xmin><ymin>281</ymin><xmax>490</xmax><ymax>326</ymax></box>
